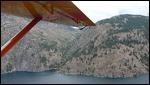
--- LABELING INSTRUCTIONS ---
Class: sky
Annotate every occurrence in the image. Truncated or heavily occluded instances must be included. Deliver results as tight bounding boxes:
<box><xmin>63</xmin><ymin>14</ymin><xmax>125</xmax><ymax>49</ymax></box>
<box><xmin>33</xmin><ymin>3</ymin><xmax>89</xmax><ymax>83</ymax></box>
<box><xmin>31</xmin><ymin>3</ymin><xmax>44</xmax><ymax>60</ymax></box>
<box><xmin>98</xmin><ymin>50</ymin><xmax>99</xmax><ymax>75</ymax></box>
<box><xmin>72</xmin><ymin>1</ymin><xmax>149</xmax><ymax>23</ymax></box>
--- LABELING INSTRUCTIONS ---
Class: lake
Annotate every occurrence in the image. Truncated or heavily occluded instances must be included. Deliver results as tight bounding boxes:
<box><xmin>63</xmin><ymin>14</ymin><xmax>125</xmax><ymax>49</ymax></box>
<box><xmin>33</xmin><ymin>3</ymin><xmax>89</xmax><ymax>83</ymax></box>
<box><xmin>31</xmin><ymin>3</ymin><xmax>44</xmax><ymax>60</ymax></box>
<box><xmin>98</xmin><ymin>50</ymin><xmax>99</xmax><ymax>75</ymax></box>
<box><xmin>1</xmin><ymin>70</ymin><xmax>149</xmax><ymax>84</ymax></box>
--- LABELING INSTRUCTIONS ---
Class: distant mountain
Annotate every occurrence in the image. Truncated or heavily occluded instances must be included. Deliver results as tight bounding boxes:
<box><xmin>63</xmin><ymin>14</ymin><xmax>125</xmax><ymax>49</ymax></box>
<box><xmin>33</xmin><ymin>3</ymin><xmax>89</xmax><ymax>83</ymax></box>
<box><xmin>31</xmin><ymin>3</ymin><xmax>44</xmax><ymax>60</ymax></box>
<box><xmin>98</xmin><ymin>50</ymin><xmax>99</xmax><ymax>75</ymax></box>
<box><xmin>59</xmin><ymin>14</ymin><xmax>149</xmax><ymax>78</ymax></box>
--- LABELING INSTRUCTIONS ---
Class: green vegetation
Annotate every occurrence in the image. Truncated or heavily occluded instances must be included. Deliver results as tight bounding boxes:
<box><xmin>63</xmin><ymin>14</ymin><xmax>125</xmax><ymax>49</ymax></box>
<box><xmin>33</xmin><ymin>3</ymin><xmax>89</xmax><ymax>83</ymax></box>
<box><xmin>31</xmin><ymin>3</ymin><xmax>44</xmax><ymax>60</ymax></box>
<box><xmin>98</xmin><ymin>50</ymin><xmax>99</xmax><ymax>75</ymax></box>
<box><xmin>140</xmin><ymin>53</ymin><xmax>149</xmax><ymax>66</ymax></box>
<box><xmin>40</xmin><ymin>41</ymin><xmax>58</xmax><ymax>52</ymax></box>
<box><xmin>39</xmin><ymin>56</ymin><xmax>47</xmax><ymax>63</ymax></box>
<box><xmin>98</xmin><ymin>35</ymin><xmax>143</xmax><ymax>49</ymax></box>
<box><xmin>129</xmin><ymin>52</ymin><xmax>132</xmax><ymax>56</ymax></box>
<box><xmin>98</xmin><ymin>36</ymin><xmax>119</xmax><ymax>49</ymax></box>
<box><xmin>61</xmin><ymin>44</ymin><xmax>73</xmax><ymax>56</ymax></box>
<box><xmin>128</xmin><ymin>66</ymin><xmax>132</xmax><ymax>70</ymax></box>
<box><xmin>31</xmin><ymin>53</ymin><xmax>34</xmax><ymax>57</ymax></box>
<box><xmin>72</xmin><ymin>48</ymin><xmax>81</xmax><ymax>57</ymax></box>
<box><xmin>87</xmin><ymin>41</ymin><xmax>94</xmax><ymax>54</ymax></box>
<box><xmin>93</xmin><ymin>53</ymin><xmax>98</xmax><ymax>58</ymax></box>
<box><xmin>105</xmin><ymin>36</ymin><xmax>119</xmax><ymax>48</ymax></box>
<box><xmin>93</xmin><ymin>47</ymin><xmax>98</xmax><ymax>52</ymax></box>
<box><xmin>67</xmin><ymin>67</ymin><xmax>70</xmax><ymax>71</ymax></box>
<box><xmin>94</xmin><ymin>35</ymin><xmax>99</xmax><ymax>41</ymax></box>
<box><xmin>58</xmin><ymin>56</ymin><xmax>72</xmax><ymax>67</ymax></box>
<box><xmin>14</xmin><ymin>56</ymin><xmax>17</xmax><ymax>62</ymax></box>
<box><xmin>120</xmin><ymin>39</ymin><xmax>141</xmax><ymax>47</ymax></box>
<box><xmin>58</xmin><ymin>48</ymin><xmax>83</xmax><ymax>67</ymax></box>
<box><xmin>132</xmin><ymin>51</ymin><xmax>138</xmax><ymax>59</ymax></box>
<box><xmin>81</xmin><ymin>49</ymin><xmax>87</xmax><ymax>55</ymax></box>
<box><xmin>6</xmin><ymin>63</ymin><xmax>13</xmax><ymax>72</ymax></box>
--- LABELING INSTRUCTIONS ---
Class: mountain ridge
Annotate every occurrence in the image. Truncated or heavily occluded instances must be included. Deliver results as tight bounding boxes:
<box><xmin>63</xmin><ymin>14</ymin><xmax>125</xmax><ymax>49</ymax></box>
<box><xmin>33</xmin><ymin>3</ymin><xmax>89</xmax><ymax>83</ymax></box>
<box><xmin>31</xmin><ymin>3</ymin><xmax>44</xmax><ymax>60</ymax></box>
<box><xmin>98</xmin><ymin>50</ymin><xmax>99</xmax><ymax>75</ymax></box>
<box><xmin>59</xmin><ymin>14</ymin><xmax>149</xmax><ymax>78</ymax></box>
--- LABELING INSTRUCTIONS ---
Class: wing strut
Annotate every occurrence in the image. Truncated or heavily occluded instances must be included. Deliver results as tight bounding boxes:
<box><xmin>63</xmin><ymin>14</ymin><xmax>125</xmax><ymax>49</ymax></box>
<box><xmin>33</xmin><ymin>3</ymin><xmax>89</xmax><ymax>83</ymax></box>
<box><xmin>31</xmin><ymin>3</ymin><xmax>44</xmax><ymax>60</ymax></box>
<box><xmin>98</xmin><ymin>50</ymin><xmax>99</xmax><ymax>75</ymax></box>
<box><xmin>1</xmin><ymin>17</ymin><xmax>42</xmax><ymax>58</ymax></box>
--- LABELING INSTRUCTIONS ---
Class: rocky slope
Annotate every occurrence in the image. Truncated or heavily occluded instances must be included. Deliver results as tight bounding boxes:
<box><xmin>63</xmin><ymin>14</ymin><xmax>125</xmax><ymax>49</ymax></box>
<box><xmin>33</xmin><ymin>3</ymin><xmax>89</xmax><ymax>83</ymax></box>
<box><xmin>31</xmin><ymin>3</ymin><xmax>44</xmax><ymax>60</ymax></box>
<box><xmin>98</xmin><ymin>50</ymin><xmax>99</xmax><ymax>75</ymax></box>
<box><xmin>1</xmin><ymin>13</ymin><xmax>81</xmax><ymax>74</ymax></box>
<box><xmin>59</xmin><ymin>14</ymin><xmax>149</xmax><ymax>78</ymax></box>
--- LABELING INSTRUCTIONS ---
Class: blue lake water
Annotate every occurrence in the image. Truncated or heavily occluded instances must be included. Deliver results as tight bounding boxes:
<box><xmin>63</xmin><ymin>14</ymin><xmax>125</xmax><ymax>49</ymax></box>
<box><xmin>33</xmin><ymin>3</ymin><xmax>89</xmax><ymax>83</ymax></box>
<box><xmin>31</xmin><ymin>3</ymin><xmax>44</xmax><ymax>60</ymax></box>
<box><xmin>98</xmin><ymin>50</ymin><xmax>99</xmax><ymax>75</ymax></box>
<box><xmin>1</xmin><ymin>70</ymin><xmax>149</xmax><ymax>84</ymax></box>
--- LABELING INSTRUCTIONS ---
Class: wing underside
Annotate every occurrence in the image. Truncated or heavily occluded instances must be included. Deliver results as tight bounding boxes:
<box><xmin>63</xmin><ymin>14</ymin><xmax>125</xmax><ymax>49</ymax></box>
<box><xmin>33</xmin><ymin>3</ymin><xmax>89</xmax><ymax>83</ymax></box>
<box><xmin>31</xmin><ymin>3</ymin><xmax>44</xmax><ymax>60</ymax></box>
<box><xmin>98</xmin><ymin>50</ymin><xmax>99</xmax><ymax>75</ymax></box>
<box><xmin>1</xmin><ymin>1</ymin><xmax>95</xmax><ymax>26</ymax></box>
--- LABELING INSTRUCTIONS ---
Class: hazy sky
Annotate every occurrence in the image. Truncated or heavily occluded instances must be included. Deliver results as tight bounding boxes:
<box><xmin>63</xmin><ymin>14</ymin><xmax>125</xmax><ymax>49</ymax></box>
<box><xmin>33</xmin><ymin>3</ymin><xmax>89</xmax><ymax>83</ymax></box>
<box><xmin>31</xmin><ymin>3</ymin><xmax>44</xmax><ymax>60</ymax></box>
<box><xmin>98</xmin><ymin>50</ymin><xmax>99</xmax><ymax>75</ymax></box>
<box><xmin>72</xmin><ymin>1</ymin><xmax>149</xmax><ymax>23</ymax></box>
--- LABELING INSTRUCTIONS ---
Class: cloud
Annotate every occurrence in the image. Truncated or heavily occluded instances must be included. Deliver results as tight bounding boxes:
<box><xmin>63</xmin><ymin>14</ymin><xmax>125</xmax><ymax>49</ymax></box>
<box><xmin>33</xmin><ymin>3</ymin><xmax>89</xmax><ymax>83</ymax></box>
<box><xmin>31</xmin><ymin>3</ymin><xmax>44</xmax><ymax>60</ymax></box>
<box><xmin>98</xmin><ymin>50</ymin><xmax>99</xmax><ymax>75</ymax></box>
<box><xmin>72</xmin><ymin>1</ymin><xmax>149</xmax><ymax>23</ymax></box>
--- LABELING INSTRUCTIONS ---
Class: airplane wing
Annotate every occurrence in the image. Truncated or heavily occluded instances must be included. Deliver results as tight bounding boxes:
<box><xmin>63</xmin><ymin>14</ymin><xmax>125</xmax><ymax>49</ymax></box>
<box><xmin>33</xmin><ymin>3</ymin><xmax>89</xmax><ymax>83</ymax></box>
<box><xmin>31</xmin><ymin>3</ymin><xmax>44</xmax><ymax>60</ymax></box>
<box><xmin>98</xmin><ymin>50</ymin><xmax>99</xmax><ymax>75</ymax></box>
<box><xmin>1</xmin><ymin>1</ymin><xmax>95</xmax><ymax>26</ymax></box>
<box><xmin>1</xmin><ymin>1</ymin><xmax>95</xmax><ymax>57</ymax></box>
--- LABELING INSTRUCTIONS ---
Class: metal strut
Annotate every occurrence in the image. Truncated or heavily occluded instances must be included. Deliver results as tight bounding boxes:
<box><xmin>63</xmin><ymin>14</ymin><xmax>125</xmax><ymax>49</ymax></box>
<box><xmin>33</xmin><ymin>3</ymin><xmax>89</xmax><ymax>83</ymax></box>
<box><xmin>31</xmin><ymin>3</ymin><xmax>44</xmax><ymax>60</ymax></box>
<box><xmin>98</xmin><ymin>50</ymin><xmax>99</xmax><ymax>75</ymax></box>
<box><xmin>1</xmin><ymin>17</ymin><xmax>42</xmax><ymax>58</ymax></box>
<box><xmin>79</xmin><ymin>24</ymin><xmax>87</xmax><ymax>30</ymax></box>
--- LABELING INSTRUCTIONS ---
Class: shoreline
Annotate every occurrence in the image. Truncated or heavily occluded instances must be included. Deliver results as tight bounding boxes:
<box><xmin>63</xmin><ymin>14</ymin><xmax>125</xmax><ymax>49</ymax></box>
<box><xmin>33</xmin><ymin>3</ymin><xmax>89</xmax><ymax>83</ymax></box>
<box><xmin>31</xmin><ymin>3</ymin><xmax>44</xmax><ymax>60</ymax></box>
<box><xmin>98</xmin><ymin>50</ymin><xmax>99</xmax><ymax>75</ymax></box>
<box><xmin>58</xmin><ymin>71</ymin><xmax>149</xmax><ymax>78</ymax></box>
<box><xmin>1</xmin><ymin>69</ymin><xmax>149</xmax><ymax>79</ymax></box>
